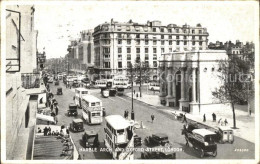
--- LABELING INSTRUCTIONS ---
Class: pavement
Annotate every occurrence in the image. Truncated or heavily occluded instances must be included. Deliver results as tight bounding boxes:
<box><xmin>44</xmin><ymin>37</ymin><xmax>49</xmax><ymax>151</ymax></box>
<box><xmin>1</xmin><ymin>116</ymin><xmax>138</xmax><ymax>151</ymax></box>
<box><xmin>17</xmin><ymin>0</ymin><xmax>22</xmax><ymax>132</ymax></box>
<box><xmin>125</xmin><ymin>92</ymin><xmax>255</xmax><ymax>143</ymax></box>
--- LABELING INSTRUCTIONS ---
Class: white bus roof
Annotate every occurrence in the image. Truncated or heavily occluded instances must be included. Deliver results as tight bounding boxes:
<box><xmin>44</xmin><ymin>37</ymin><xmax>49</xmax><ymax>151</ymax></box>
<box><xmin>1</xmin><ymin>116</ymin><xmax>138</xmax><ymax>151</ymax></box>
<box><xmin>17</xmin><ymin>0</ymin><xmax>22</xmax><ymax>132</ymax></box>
<box><xmin>218</xmin><ymin>126</ymin><xmax>233</xmax><ymax>131</ymax></box>
<box><xmin>105</xmin><ymin>115</ymin><xmax>130</xmax><ymax>130</ymax></box>
<box><xmin>192</xmin><ymin>129</ymin><xmax>216</xmax><ymax>137</ymax></box>
<box><xmin>82</xmin><ymin>95</ymin><xmax>101</xmax><ymax>103</ymax></box>
<box><xmin>75</xmin><ymin>88</ymin><xmax>89</xmax><ymax>92</ymax></box>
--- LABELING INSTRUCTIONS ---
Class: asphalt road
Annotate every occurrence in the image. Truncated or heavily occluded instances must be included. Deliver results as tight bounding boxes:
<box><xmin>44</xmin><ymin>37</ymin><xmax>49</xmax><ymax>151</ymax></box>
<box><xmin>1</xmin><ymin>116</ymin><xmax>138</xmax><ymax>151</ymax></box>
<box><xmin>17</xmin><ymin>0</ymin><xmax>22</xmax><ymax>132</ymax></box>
<box><xmin>49</xmin><ymin>81</ymin><xmax>255</xmax><ymax>160</ymax></box>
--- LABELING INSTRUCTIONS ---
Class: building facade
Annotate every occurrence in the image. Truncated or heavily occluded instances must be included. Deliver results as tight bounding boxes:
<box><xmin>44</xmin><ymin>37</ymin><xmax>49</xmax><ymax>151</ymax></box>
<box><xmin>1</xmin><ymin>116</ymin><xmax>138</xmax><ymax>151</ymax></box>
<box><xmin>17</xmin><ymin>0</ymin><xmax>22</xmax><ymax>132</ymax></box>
<box><xmin>93</xmin><ymin>19</ymin><xmax>209</xmax><ymax>79</ymax></box>
<box><xmin>159</xmin><ymin>50</ymin><xmax>229</xmax><ymax>114</ymax></box>
<box><xmin>5</xmin><ymin>5</ymin><xmax>46</xmax><ymax>159</ymax></box>
<box><xmin>67</xmin><ymin>30</ymin><xmax>94</xmax><ymax>75</ymax></box>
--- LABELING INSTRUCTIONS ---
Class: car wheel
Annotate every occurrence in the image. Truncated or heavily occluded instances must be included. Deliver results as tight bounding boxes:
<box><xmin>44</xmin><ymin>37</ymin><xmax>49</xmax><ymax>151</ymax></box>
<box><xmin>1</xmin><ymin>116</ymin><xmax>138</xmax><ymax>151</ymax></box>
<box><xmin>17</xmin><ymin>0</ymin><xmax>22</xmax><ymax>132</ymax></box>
<box><xmin>200</xmin><ymin>149</ymin><xmax>204</xmax><ymax>158</ymax></box>
<box><xmin>212</xmin><ymin>150</ymin><xmax>217</xmax><ymax>157</ymax></box>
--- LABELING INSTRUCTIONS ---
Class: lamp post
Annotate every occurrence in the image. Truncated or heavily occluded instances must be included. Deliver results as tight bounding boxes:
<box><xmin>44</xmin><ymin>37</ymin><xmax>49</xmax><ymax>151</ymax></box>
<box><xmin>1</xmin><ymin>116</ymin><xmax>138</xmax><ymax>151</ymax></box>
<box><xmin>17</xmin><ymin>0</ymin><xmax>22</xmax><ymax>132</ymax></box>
<box><xmin>139</xmin><ymin>62</ymin><xmax>142</xmax><ymax>97</ymax></box>
<box><xmin>130</xmin><ymin>63</ymin><xmax>135</xmax><ymax>121</ymax></box>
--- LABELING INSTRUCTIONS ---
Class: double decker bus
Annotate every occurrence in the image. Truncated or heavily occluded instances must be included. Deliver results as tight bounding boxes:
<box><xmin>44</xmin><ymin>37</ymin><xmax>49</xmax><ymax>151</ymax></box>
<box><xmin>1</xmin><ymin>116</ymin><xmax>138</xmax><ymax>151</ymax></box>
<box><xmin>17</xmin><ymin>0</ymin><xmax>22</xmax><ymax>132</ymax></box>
<box><xmin>112</xmin><ymin>75</ymin><xmax>129</xmax><ymax>96</ymax></box>
<box><xmin>104</xmin><ymin>115</ymin><xmax>134</xmax><ymax>160</ymax></box>
<box><xmin>81</xmin><ymin>95</ymin><xmax>103</xmax><ymax>124</ymax></box>
<box><xmin>74</xmin><ymin>88</ymin><xmax>89</xmax><ymax>108</ymax></box>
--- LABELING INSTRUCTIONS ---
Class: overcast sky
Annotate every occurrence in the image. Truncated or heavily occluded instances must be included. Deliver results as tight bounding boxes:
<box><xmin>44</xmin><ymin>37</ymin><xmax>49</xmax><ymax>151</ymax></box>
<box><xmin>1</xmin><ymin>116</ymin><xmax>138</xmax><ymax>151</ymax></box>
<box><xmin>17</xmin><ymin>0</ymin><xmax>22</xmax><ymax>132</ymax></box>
<box><xmin>34</xmin><ymin>1</ymin><xmax>258</xmax><ymax>59</ymax></box>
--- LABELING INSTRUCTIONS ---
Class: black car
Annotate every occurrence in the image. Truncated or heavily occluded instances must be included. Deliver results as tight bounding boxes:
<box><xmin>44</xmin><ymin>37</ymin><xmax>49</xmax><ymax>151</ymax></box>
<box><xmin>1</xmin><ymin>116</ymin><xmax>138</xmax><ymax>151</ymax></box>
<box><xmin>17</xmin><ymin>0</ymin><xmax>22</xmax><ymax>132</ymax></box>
<box><xmin>70</xmin><ymin>119</ymin><xmax>84</xmax><ymax>132</ymax></box>
<box><xmin>57</xmin><ymin>87</ymin><xmax>63</xmax><ymax>95</ymax></box>
<box><xmin>144</xmin><ymin>133</ymin><xmax>170</xmax><ymax>146</ymax></box>
<box><xmin>67</xmin><ymin>103</ymin><xmax>78</xmax><ymax>116</ymax></box>
<box><xmin>141</xmin><ymin>146</ymin><xmax>176</xmax><ymax>159</ymax></box>
<box><xmin>134</xmin><ymin>134</ymin><xmax>142</xmax><ymax>147</ymax></box>
<box><xmin>82</xmin><ymin>130</ymin><xmax>100</xmax><ymax>148</ymax></box>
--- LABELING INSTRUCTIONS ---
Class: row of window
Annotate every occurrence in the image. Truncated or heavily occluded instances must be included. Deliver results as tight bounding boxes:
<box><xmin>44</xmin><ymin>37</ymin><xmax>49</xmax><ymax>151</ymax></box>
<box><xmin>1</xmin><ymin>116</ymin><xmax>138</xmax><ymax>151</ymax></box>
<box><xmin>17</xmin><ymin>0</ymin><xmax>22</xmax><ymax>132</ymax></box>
<box><xmin>103</xmin><ymin>61</ymin><xmax>158</xmax><ymax>69</ymax></box>
<box><xmin>116</xmin><ymin>34</ymin><xmax>204</xmax><ymax>39</ymax></box>
<box><xmin>117</xmin><ymin>39</ymin><xmax>203</xmax><ymax>45</ymax></box>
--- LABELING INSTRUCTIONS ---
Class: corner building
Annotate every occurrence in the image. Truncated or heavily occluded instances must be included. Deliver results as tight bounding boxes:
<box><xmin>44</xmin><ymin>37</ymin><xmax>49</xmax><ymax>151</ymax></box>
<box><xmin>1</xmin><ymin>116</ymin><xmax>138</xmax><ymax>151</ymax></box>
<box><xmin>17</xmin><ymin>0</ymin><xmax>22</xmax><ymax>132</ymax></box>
<box><xmin>93</xmin><ymin>19</ymin><xmax>208</xmax><ymax>79</ymax></box>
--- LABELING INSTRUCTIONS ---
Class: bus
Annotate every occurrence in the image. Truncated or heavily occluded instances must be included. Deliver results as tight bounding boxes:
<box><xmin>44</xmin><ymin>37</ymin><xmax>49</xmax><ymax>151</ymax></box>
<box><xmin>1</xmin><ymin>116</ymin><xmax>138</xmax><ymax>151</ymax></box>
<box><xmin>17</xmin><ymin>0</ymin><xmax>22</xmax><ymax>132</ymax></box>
<box><xmin>74</xmin><ymin>88</ymin><xmax>89</xmax><ymax>108</ymax></box>
<box><xmin>104</xmin><ymin>115</ymin><xmax>134</xmax><ymax>160</ymax></box>
<box><xmin>81</xmin><ymin>95</ymin><xmax>103</xmax><ymax>124</ymax></box>
<box><xmin>148</xmin><ymin>82</ymin><xmax>160</xmax><ymax>91</ymax></box>
<box><xmin>113</xmin><ymin>75</ymin><xmax>129</xmax><ymax>89</ymax></box>
<box><xmin>95</xmin><ymin>80</ymin><xmax>107</xmax><ymax>88</ymax></box>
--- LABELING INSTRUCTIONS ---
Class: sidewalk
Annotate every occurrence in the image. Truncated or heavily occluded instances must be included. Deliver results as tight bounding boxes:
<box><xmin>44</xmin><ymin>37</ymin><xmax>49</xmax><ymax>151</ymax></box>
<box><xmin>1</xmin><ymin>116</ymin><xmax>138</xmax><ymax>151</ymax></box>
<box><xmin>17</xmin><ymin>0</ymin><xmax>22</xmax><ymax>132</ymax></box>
<box><xmin>125</xmin><ymin>92</ymin><xmax>255</xmax><ymax>143</ymax></box>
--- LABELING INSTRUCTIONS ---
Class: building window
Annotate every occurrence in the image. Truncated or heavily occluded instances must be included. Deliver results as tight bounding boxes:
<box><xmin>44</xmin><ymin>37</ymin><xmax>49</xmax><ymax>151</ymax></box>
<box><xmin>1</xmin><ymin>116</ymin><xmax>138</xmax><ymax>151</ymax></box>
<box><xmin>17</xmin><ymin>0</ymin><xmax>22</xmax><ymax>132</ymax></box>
<box><xmin>153</xmin><ymin>54</ymin><xmax>157</xmax><ymax>60</ymax></box>
<box><xmin>192</xmin><ymin>41</ymin><xmax>195</xmax><ymax>45</ymax></box>
<box><xmin>136</xmin><ymin>54</ymin><xmax>140</xmax><ymax>61</ymax></box>
<box><xmin>153</xmin><ymin>40</ymin><xmax>156</xmax><ymax>45</ymax></box>
<box><xmin>145</xmin><ymin>34</ymin><xmax>148</xmax><ymax>39</ymax></box>
<box><xmin>118</xmin><ymin>54</ymin><xmax>122</xmax><ymax>59</ymax></box>
<box><xmin>153</xmin><ymin>28</ymin><xmax>156</xmax><ymax>32</ymax></box>
<box><xmin>176</xmin><ymin>35</ymin><xmax>179</xmax><ymax>39</ymax></box>
<box><xmin>169</xmin><ymin>35</ymin><xmax>172</xmax><ymax>39</ymax></box>
<box><xmin>118</xmin><ymin>39</ymin><xmax>122</xmax><ymax>44</ymax></box>
<box><xmin>145</xmin><ymin>61</ymin><xmax>149</xmax><ymax>67</ymax></box>
<box><xmin>104</xmin><ymin>62</ymin><xmax>110</xmax><ymax>68</ymax></box>
<box><xmin>136</xmin><ymin>40</ymin><xmax>140</xmax><ymax>45</ymax></box>
<box><xmin>177</xmin><ymin>41</ymin><xmax>180</xmax><ymax>45</ymax></box>
<box><xmin>153</xmin><ymin>48</ymin><xmax>157</xmax><ymax>53</ymax></box>
<box><xmin>104</xmin><ymin>54</ymin><xmax>110</xmax><ymax>58</ymax></box>
<box><xmin>168</xmin><ymin>29</ymin><xmax>172</xmax><ymax>33</ymax></box>
<box><xmin>199</xmin><ymin>30</ymin><xmax>202</xmax><ymax>34</ymax></box>
<box><xmin>145</xmin><ymin>48</ymin><xmax>149</xmax><ymax>53</ymax></box>
<box><xmin>199</xmin><ymin>36</ymin><xmax>202</xmax><ymax>40</ymax></box>
<box><xmin>145</xmin><ymin>40</ymin><xmax>149</xmax><ymax>45</ymax></box>
<box><xmin>161</xmin><ymin>35</ymin><xmax>164</xmax><ymax>39</ymax></box>
<box><xmin>176</xmin><ymin>29</ymin><xmax>179</xmax><ymax>33</ymax></box>
<box><xmin>184</xmin><ymin>36</ymin><xmax>187</xmax><ymax>40</ymax></box>
<box><xmin>169</xmin><ymin>41</ymin><xmax>172</xmax><ymax>45</ymax></box>
<box><xmin>136</xmin><ymin>48</ymin><xmax>140</xmax><ymax>53</ymax></box>
<box><xmin>136</xmin><ymin>34</ymin><xmax>140</xmax><ymax>39</ymax></box>
<box><xmin>118</xmin><ymin>48</ymin><xmax>122</xmax><ymax>53</ymax></box>
<box><xmin>118</xmin><ymin>34</ymin><xmax>122</xmax><ymax>38</ymax></box>
<box><xmin>127</xmin><ymin>39</ymin><xmax>131</xmax><ymax>45</ymax></box>
<box><xmin>127</xmin><ymin>61</ymin><xmax>131</xmax><ymax>68</ymax></box>
<box><xmin>153</xmin><ymin>61</ymin><xmax>157</xmax><ymax>67</ymax></box>
<box><xmin>192</xmin><ymin>36</ymin><xmax>195</xmax><ymax>40</ymax></box>
<box><xmin>127</xmin><ymin>54</ymin><xmax>131</xmax><ymax>60</ymax></box>
<box><xmin>127</xmin><ymin>48</ymin><xmax>131</xmax><ymax>53</ymax></box>
<box><xmin>169</xmin><ymin>48</ymin><xmax>172</xmax><ymax>52</ymax></box>
<box><xmin>103</xmin><ymin>47</ymin><xmax>110</xmax><ymax>53</ymax></box>
<box><xmin>160</xmin><ymin>28</ymin><xmax>164</xmax><ymax>32</ymax></box>
<box><xmin>161</xmin><ymin>41</ymin><xmax>165</xmax><ymax>45</ymax></box>
<box><xmin>199</xmin><ymin>41</ymin><xmax>202</xmax><ymax>46</ymax></box>
<box><xmin>145</xmin><ymin>53</ymin><xmax>149</xmax><ymax>60</ymax></box>
<box><xmin>118</xmin><ymin>62</ymin><xmax>122</xmax><ymax>68</ymax></box>
<box><xmin>161</xmin><ymin>48</ymin><xmax>164</xmax><ymax>53</ymax></box>
<box><xmin>184</xmin><ymin>41</ymin><xmax>187</xmax><ymax>45</ymax></box>
<box><xmin>126</xmin><ymin>26</ymin><xmax>130</xmax><ymax>31</ymax></box>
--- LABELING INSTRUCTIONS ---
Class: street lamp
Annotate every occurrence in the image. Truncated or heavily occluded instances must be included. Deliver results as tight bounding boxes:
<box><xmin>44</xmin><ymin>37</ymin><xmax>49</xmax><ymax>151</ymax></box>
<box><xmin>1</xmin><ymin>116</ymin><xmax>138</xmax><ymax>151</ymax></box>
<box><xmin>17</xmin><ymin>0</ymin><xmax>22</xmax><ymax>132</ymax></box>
<box><xmin>130</xmin><ymin>63</ymin><xmax>135</xmax><ymax>121</ymax></box>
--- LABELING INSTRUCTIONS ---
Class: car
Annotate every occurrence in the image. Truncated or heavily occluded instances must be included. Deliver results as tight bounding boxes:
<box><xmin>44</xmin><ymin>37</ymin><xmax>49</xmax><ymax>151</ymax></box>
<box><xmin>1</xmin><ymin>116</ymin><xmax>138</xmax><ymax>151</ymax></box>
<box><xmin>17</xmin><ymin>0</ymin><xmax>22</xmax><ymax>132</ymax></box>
<box><xmin>186</xmin><ymin>129</ymin><xmax>217</xmax><ymax>158</ymax></box>
<box><xmin>70</xmin><ymin>119</ymin><xmax>84</xmax><ymax>132</ymax></box>
<box><xmin>134</xmin><ymin>134</ymin><xmax>142</xmax><ymax>147</ymax></box>
<box><xmin>57</xmin><ymin>87</ymin><xmax>63</xmax><ymax>95</ymax></box>
<box><xmin>82</xmin><ymin>130</ymin><xmax>100</xmax><ymax>148</ymax></box>
<box><xmin>144</xmin><ymin>133</ymin><xmax>170</xmax><ymax>146</ymax></box>
<box><xmin>67</xmin><ymin>103</ymin><xmax>78</xmax><ymax>116</ymax></box>
<box><xmin>54</xmin><ymin>80</ymin><xmax>59</xmax><ymax>85</ymax></box>
<box><xmin>140</xmin><ymin>146</ymin><xmax>176</xmax><ymax>159</ymax></box>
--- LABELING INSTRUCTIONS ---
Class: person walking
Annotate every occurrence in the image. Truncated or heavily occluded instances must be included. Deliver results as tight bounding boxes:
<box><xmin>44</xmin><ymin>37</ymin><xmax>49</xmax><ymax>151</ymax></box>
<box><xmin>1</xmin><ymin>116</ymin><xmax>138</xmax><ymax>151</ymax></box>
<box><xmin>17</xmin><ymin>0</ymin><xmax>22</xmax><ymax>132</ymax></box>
<box><xmin>212</xmin><ymin>113</ymin><xmax>216</xmax><ymax>122</ymax></box>
<box><xmin>182</xmin><ymin>113</ymin><xmax>187</xmax><ymax>123</ymax></box>
<box><xmin>133</xmin><ymin>90</ymin><xmax>135</xmax><ymax>94</ymax></box>
<box><xmin>124</xmin><ymin>111</ymin><xmax>127</xmax><ymax>118</ymax></box>
<box><xmin>55</xmin><ymin>105</ymin><xmax>59</xmax><ymax>115</ymax></box>
<box><xmin>151</xmin><ymin>114</ymin><xmax>155</xmax><ymax>123</ymax></box>
<box><xmin>126</xmin><ymin>111</ymin><xmax>129</xmax><ymax>118</ymax></box>
<box><xmin>203</xmin><ymin>114</ymin><xmax>206</xmax><ymax>122</ymax></box>
<box><xmin>224</xmin><ymin>119</ymin><xmax>228</xmax><ymax>126</ymax></box>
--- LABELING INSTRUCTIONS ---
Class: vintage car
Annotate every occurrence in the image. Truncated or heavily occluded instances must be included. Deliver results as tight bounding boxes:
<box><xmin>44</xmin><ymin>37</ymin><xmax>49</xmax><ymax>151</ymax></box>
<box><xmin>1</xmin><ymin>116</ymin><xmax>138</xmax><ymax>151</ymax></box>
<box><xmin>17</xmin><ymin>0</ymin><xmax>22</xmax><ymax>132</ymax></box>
<box><xmin>215</xmin><ymin>126</ymin><xmax>234</xmax><ymax>144</ymax></box>
<box><xmin>82</xmin><ymin>130</ymin><xmax>100</xmax><ymax>148</ymax></box>
<box><xmin>70</xmin><ymin>119</ymin><xmax>84</xmax><ymax>132</ymax></box>
<box><xmin>102</xmin><ymin>90</ymin><xmax>109</xmax><ymax>98</ymax></box>
<box><xmin>140</xmin><ymin>146</ymin><xmax>176</xmax><ymax>159</ymax></box>
<box><xmin>54</xmin><ymin>80</ymin><xmax>59</xmax><ymax>85</ymax></box>
<box><xmin>144</xmin><ymin>133</ymin><xmax>170</xmax><ymax>146</ymax></box>
<box><xmin>134</xmin><ymin>134</ymin><xmax>142</xmax><ymax>147</ymax></box>
<box><xmin>186</xmin><ymin>129</ymin><xmax>217</xmax><ymax>158</ymax></box>
<box><xmin>57</xmin><ymin>87</ymin><xmax>63</xmax><ymax>95</ymax></box>
<box><xmin>67</xmin><ymin>103</ymin><xmax>78</xmax><ymax>116</ymax></box>
<box><xmin>72</xmin><ymin>80</ymin><xmax>79</xmax><ymax>88</ymax></box>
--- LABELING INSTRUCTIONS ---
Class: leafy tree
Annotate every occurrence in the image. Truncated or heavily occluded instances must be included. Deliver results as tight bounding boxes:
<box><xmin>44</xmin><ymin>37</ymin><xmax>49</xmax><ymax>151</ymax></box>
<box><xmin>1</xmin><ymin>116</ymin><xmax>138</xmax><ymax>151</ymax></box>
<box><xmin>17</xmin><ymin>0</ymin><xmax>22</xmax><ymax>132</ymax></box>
<box><xmin>212</xmin><ymin>56</ymin><xmax>254</xmax><ymax>128</ymax></box>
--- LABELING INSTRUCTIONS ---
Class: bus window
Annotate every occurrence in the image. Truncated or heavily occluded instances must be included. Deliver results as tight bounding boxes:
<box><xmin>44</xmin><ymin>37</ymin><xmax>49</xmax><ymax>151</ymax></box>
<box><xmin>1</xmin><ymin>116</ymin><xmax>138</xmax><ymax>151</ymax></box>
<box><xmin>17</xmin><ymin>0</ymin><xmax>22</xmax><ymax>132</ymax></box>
<box><xmin>92</xmin><ymin>112</ymin><xmax>101</xmax><ymax>116</ymax></box>
<box><xmin>91</xmin><ymin>102</ymin><xmax>95</xmax><ymax>106</ymax></box>
<box><xmin>82</xmin><ymin>91</ymin><xmax>88</xmax><ymax>94</ymax></box>
<box><xmin>117</xmin><ymin>129</ymin><xmax>124</xmax><ymax>135</ymax></box>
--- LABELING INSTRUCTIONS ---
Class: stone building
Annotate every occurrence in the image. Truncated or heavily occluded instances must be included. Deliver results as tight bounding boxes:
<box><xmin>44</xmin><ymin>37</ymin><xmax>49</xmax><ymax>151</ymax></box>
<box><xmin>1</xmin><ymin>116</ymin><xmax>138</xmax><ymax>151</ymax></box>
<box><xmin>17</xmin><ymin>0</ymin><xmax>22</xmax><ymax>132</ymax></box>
<box><xmin>93</xmin><ymin>19</ymin><xmax>209</xmax><ymax>79</ymax></box>
<box><xmin>159</xmin><ymin>50</ymin><xmax>229</xmax><ymax>114</ymax></box>
<box><xmin>5</xmin><ymin>5</ymin><xmax>46</xmax><ymax>159</ymax></box>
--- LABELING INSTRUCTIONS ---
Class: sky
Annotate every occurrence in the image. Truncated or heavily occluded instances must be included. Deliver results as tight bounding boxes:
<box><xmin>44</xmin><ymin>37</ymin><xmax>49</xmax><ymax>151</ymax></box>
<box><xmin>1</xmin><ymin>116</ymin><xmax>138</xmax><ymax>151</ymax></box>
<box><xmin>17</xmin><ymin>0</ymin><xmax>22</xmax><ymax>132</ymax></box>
<box><xmin>34</xmin><ymin>1</ymin><xmax>258</xmax><ymax>59</ymax></box>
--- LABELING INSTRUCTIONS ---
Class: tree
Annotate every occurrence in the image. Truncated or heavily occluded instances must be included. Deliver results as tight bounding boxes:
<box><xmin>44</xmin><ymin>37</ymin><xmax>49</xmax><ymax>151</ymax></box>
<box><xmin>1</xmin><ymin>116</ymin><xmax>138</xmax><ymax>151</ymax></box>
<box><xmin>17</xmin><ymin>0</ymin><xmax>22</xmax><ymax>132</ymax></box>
<box><xmin>212</xmin><ymin>56</ymin><xmax>254</xmax><ymax>129</ymax></box>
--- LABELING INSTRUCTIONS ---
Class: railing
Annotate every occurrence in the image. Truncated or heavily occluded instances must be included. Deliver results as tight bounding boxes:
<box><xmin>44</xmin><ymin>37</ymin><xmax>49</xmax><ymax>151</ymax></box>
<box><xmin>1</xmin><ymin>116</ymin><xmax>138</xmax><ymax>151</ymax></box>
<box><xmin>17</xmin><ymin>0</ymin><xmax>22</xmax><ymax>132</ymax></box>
<box><xmin>21</xmin><ymin>73</ymin><xmax>40</xmax><ymax>89</ymax></box>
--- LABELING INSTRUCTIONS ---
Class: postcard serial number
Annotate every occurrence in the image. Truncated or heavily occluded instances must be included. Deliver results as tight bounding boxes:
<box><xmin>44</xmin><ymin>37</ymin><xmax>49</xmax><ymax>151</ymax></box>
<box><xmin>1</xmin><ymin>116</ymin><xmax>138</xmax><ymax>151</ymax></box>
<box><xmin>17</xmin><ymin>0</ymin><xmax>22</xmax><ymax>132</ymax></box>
<box><xmin>234</xmin><ymin>149</ymin><xmax>249</xmax><ymax>152</ymax></box>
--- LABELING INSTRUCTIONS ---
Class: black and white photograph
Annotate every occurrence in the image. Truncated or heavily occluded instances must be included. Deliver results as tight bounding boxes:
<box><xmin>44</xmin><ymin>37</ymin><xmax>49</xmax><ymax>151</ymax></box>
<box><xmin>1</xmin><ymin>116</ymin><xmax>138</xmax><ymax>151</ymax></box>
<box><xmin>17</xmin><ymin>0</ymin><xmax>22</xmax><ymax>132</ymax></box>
<box><xmin>1</xmin><ymin>1</ymin><xmax>259</xmax><ymax>163</ymax></box>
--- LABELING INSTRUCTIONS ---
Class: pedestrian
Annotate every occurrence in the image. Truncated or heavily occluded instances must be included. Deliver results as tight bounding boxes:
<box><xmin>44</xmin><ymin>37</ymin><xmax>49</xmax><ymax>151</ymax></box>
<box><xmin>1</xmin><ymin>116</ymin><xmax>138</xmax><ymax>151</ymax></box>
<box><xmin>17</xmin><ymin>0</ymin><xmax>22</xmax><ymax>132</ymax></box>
<box><xmin>182</xmin><ymin>113</ymin><xmax>187</xmax><ymax>123</ymax></box>
<box><xmin>55</xmin><ymin>106</ymin><xmax>59</xmax><ymax>115</ymax></box>
<box><xmin>124</xmin><ymin>110</ymin><xmax>127</xmax><ymax>118</ymax></box>
<box><xmin>218</xmin><ymin>118</ymin><xmax>222</xmax><ymax>125</ymax></box>
<box><xmin>224</xmin><ymin>119</ymin><xmax>228</xmax><ymax>126</ymax></box>
<box><xmin>66</xmin><ymin>126</ymin><xmax>70</xmax><ymax>136</ymax></box>
<box><xmin>212</xmin><ymin>113</ymin><xmax>216</xmax><ymax>122</ymax></box>
<box><xmin>136</xmin><ymin>93</ymin><xmax>138</xmax><ymax>98</ymax></box>
<box><xmin>126</xmin><ymin>111</ymin><xmax>129</xmax><ymax>118</ymax></box>
<box><xmin>43</xmin><ymin>127</ymin><xmax>48</xmax><ymax>136</ymax></box>
<box><xmin>203</xmin><ymin>114</ymin><xmax>206</xmax><ymax>122</ymax></box>
<box><xmin>182</xmin><ymin>125</ymin><xmax>189</xmax><ymax>146</ymax></box>
<box><xmin>151</xmin><ymin>114</ymin><xmax>155</xmax><ymax>123</ymax></box>
<box><xmin>133</xmin><ymin>90</ymin><xmax>135</xmax><ymax>94</ymax></box>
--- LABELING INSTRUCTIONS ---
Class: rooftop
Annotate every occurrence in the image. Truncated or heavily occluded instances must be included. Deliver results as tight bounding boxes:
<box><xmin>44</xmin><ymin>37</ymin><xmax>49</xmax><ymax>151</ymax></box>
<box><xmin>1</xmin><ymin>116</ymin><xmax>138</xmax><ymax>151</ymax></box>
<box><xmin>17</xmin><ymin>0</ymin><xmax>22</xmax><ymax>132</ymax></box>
<box><xmin>192</xmin><ymin>129</ymin><xmax>216</xmax><ymax>137</ymax></box>
<box><xmin>105</xmin><ymin>115</ymin><xmax>130</xmax><ymax>130</ymax></box>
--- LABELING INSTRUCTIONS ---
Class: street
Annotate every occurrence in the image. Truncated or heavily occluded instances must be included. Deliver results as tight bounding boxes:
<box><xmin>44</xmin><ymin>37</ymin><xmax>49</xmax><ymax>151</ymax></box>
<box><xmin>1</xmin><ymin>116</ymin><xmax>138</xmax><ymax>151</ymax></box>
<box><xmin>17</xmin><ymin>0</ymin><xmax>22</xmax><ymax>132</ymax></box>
<box><xmin>50</xmin><ymin>82</ymin><xmax>255</xmax><ymax>159</ymax></box>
